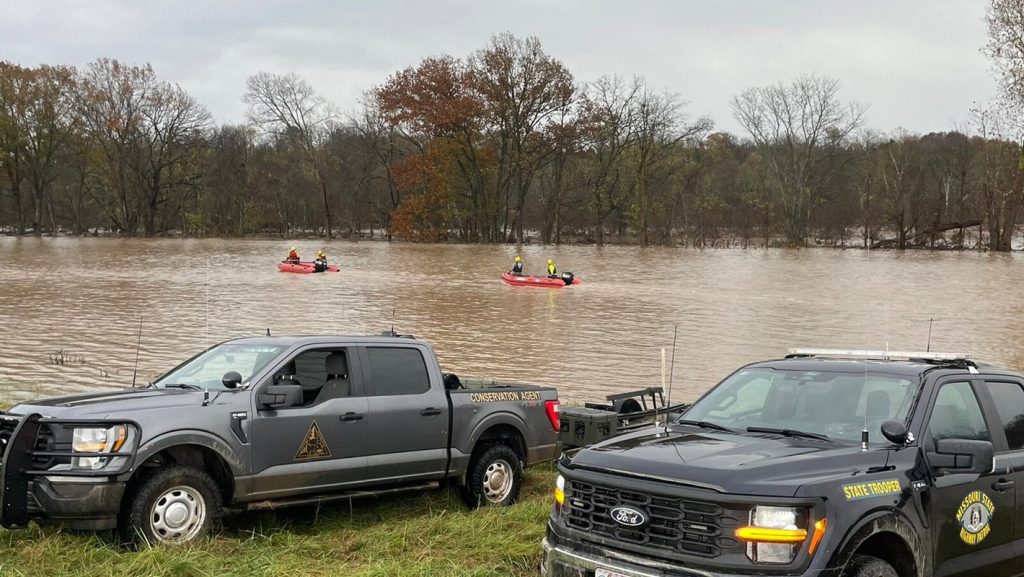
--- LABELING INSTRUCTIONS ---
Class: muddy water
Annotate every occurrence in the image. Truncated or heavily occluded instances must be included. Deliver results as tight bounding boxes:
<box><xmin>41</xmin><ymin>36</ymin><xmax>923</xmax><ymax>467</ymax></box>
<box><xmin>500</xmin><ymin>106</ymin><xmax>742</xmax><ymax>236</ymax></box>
<box><xmin>0</xmin><ymin>238</ymin><xmax>1022</xmax><ymax>405</ymax></box>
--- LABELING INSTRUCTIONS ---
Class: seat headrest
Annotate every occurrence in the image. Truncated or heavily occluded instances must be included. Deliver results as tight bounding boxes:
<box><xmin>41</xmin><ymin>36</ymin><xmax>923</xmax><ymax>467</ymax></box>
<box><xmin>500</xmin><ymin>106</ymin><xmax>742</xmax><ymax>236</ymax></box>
<box><xmin>325</xmin><ymin>352</ymin><xmax>348</xmax><ymax>377</ymax></box>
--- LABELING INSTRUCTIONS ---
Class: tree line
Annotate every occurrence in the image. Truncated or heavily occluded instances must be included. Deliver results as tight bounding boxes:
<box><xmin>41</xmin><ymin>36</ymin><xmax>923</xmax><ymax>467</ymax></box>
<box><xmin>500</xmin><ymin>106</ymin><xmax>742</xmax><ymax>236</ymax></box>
<box><xmin>2</xmin><ymin>11</ymin><xmax>1024</xmax><ymax>249</ymax></box>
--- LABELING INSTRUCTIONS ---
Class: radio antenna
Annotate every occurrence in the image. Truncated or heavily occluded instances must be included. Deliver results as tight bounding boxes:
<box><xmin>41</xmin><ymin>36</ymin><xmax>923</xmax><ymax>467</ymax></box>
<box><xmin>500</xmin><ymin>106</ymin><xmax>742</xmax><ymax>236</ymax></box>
<box><xmin>665</xmin><ymin>324</ymin><xmax>679</xmax><ymax>432</ymax></box>
<box><xmin>131</xmin><ymin>315</ymin><xmax>143</xmax><ymax>389</ymax></box>
<box><xmin>861</xmin><ymin>363</ymin><xmax>870</xmax><ymax>451</ymax></box>
<box><xmin>926</xmin><ymin>317</ymin><xmax>934</xmax><ymax>352</ymax></box>
<box><xmin>391</xmin><ymin>296</ymin><xmax>397</xmax><ymax>335</ymax></box>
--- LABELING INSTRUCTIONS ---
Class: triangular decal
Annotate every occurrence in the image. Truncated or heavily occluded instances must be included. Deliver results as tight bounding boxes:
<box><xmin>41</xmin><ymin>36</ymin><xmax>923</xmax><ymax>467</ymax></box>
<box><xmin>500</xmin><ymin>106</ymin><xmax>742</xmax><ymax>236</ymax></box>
<box><xmin>295</xmin><ymin>421</ymin><xmax>332</xmax><ymax>460</ymax></box>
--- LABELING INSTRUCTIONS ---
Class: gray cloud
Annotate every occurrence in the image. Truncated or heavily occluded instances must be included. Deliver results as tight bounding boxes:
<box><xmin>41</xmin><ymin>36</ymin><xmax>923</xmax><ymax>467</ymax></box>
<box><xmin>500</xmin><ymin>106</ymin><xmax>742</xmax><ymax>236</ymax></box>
<box><xmin>0</xmin><ymin>0</ymin><xmax>997</xmax><ymax>134</ymax></box>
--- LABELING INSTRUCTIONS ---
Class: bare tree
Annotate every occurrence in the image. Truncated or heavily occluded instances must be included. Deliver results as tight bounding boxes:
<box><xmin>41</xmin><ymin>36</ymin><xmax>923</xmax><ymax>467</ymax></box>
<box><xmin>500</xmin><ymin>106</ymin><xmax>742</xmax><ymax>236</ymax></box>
<box><xmin>579</xmin><ymin>75</ymin><xmax>643</xmax><ymax>245</ymax></box>
<box><xmin>469</xmin><ymin>33</ymin><xmax>575</xmax><ymax>243</ymax></box>
<box><xmin>987</xmin><ymin>0</ymin><xmax>1024</xmax><ymax>115</ymax></box>
<box><xmin>77</xmin><ymin>59</ymin><xmax>210</xmax><ymax>235</ymax></box>
<box><xmin>77</xmin><ymin>59</ymin><xmax>155</xmax><ymax>233</ymax></box>
<box><xmin>970</xmin><ymin>104</ymin><xmax>1023</xmax><ymax>250</ymax></box>
<box><xmin>3</xmin><ymin>65</ymin><xmax>79</xmax><ymax>235</ymax></box>
<box><xmin>245</xmin><ymin>72</ymin><xmax>337</xmax><ymax>237</ymax></box>
<box><xmin>0</xmin><ymin>62</ymin><xmax>31</xmax><ymax>234</ymax></box>
<box><xmin>731</xmin><ymin>74</ymin><xmax>866</xmax><ymax>244</ymax></box>
<box><xmin>632</xmin><ymin>88</ymin><xmax>712</xmax><ymax>246</ymax></box>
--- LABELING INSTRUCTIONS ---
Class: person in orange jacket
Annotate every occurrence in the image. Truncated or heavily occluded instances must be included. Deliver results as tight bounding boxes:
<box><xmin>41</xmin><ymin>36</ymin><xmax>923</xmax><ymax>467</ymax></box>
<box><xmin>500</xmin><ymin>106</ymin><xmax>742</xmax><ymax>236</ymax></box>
<box><xmin>286</xmin><ymin>246</ymin><xmax>300</xmax><ymax>264</ymax></box>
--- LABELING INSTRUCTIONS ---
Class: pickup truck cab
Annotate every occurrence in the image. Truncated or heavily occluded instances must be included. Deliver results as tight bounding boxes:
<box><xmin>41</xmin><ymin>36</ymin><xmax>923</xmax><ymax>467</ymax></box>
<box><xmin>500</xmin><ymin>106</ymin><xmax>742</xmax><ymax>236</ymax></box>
<box><xmin>0</xmin><ymin>334</ymin><xmax>560</xmax><ymax>544</ymax></box>
<box><xmin>543</xmin><ymin>349</ymin><xmax>1024</xmax><ymax>577</ymax></box>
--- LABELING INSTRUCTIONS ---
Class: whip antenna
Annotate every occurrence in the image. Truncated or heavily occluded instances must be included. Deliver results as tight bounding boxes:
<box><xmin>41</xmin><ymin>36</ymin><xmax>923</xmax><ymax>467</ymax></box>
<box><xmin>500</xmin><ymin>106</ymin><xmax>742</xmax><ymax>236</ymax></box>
<box><xmin>926</xmin><ymin>317</ymin><xmax>934</xmax><ymax>352</ymax></box>
<box><xmin>665</xmin><ymin>324</ymin><xmax>679</xmax><ymax>431</ymax></box>
<box><xmin>861</xmin><ymin>363</ymin><xmax>869</xmax><ymax>451</ymax></box>
<box><xmin>131</xmin><ymin>315</ymin><xmax>143</xmax><ymax>389</ymax></box>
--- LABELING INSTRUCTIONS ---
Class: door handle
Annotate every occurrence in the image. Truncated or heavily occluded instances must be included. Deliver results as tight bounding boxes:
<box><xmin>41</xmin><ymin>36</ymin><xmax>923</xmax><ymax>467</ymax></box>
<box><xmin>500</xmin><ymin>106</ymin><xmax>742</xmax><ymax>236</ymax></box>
<box><xmin>420</xmin><ymin>407</ymin><xmax>443</xmax><ymax>417</ymax></box>
<box><xmin>339</xmin><ymin>412</ymin><xmax>364</xmax><ymax>422</ymax></box>
<box><xmin>992</xmin><ymin>479</ymin><xmax>1015</xmax><ymax>492</ymax></box>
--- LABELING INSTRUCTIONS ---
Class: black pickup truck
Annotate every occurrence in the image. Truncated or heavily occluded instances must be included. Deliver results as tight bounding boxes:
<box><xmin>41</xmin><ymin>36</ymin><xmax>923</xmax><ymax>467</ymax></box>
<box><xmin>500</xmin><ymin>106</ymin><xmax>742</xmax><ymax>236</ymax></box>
<box><xmin>0</xmin><ymin>334</ymin><xmax>560</xmax><ymax>544</ymax></box>
<box><xmin>543</xmin><ymin>349</ymin><xmax>1024</xmax><ymax>577</ymax></box>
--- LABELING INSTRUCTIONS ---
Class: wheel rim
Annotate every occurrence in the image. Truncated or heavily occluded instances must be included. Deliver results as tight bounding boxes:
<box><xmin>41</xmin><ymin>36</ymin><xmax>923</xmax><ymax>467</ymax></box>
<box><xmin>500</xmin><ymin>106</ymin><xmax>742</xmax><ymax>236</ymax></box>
<box><xmin>482</xmin><ymin>459</ymin><xmax>514</xmax><ymax>503</ymax></box>
<box><xmin>149</xmin><ymin>485</ymin><xmax>207</xmax><ymax>543</ymax></box>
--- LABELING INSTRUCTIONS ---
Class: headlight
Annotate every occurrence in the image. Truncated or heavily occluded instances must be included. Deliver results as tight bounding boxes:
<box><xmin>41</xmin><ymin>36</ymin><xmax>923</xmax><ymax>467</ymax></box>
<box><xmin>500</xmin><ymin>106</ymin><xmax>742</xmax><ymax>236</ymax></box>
<box><xmin>735</xmin><ymin>506</ymin><xmax>809</xmax><ymax>564</ymax></box>
<box><xmin>72</xmin><ymin>425</ymin><xmax>128</xmax><ymax>470</ymax></box>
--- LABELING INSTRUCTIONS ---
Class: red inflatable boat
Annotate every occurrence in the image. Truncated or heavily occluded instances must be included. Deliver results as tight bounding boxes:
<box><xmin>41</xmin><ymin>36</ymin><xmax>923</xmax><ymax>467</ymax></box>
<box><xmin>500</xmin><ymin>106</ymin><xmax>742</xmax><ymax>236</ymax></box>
<box><xmin>278</xmin><ymin>261</ymin><xmax>340</xmax><ymax>274</ymax></box>
<box><xmin>501</xmin><ymin>271</ymin><xmax>581</xmax><ymax>288</ymax></box>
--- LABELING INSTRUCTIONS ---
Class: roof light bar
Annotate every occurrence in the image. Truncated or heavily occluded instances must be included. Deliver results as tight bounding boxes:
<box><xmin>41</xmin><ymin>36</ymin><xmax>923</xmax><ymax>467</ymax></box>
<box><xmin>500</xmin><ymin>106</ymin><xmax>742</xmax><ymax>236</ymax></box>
<box><xmin>787</xmin><ymin>348</ymin><xmax>971</xmax><ymax>362</ymax></box>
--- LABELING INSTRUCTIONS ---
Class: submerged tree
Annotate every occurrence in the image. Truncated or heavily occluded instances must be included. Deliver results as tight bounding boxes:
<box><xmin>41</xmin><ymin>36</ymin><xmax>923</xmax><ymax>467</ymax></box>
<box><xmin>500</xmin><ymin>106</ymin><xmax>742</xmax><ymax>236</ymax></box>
<box><xmin>732</xmin><ymin>75</ymin><xmax>866</xmax><ymax>245</ymax></box>
<box><xmin>245</xmin><ymin>72</ymin><xmax>337</xmax><ymax>237</ymax></box>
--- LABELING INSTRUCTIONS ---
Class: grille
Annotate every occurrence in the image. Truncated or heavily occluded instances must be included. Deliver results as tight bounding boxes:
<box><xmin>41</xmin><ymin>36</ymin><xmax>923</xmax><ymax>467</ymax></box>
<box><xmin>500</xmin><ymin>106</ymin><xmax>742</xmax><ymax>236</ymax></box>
<box><xmin>0</xmin><ymin>417</ymin><xmax>62</xmax><ymax>468</ymax></box>
<box><xmin>565</xmin><ymin>480</ymin><xmax>744</xmax><ymax>559</ymax></box>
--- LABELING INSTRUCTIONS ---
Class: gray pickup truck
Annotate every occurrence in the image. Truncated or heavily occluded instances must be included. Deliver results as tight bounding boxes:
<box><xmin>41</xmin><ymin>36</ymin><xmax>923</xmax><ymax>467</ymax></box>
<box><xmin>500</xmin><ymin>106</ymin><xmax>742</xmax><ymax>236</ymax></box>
<box><xmin>0</xmin><ymin>334</ymin><xmax>560</xmax><ymax>544</ymax></box>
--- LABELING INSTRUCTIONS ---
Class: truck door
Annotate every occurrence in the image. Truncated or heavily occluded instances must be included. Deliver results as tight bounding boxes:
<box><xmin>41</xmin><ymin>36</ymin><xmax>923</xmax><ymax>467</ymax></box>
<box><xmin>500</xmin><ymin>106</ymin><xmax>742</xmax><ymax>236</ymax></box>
<box><xmin>978</xmin><ymin>379</ymin><xmax>1024</xmax><ymax>545</ymax></box>
<box><xmin>360</xmin><ymin>345</ymin><xmax>449</xmax><ymax>483</ymax></box>
<box><xmin>925</xmin><ymin>379</ymin><xmax>1017</xmax><ymax>577</ymax></box>
<box><xmin>250</xmin><ymin>346</ymin><xmax>369</xmax><ymax>499</ymax></box>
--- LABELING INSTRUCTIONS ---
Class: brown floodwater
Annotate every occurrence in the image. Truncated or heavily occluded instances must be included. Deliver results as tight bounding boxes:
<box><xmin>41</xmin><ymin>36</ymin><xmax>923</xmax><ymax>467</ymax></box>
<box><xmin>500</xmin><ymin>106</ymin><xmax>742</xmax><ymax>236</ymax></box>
<box><xmin>0</xmin><ymin>237</ymin><xmax>1022</xmax><ymax>405</ymax></box>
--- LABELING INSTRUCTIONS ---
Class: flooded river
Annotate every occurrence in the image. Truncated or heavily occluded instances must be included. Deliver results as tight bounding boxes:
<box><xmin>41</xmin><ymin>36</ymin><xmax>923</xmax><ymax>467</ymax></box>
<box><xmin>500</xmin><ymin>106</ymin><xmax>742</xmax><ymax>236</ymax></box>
<box><xmin>0</xmin><ymin>237</ymin><xmax>1022</xmax><ymax>405</ymax></box>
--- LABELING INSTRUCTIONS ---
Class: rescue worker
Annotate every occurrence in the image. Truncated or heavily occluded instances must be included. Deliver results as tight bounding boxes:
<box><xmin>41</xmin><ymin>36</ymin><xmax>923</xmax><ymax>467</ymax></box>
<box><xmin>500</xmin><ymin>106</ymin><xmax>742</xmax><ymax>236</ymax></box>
<box><xmin>313</xmin><ymin>249</ymin><xmax>328</xmax><ymax>273</ymax></box>
<box><xmin>511</xmin><ymin>255</ymin><xmax>524</xmax><ymax>276</ymax></box>
<box><xmin>286</xmin><ymin>246</ymin><xmax>300</xmax><ymax>264</ymax></box>
<box><xmin>547</xmin><ymin>259</ymin><xmax>557</xmax><ymax>277</ymax></box>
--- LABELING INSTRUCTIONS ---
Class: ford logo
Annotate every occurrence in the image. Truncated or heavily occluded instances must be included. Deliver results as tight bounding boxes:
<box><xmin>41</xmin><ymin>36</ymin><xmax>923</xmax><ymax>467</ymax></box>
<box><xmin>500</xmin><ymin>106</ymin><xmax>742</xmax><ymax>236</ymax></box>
<box><xmin>610</xmin><ymin>506</ymin><xmax>647</xmax><ymax>527</ymax></box>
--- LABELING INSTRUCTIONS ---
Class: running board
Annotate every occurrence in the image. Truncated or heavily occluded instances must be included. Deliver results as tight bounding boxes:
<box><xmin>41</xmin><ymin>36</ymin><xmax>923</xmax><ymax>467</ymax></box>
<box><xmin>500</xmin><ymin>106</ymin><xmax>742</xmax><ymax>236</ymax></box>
<box><xmin>245</xmin><ymin>481</ymin><xmax>441</xmax><ymax>511</ymax></box>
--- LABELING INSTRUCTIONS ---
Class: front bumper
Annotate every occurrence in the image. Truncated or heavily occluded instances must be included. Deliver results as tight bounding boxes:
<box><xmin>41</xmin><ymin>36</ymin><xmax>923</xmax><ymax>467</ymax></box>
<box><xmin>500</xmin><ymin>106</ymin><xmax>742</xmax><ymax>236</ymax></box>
<box><xmin>27</xmin><ymin>477</ymin><xmax>125</xmax><ymax>530</ymax></box>
<box><xmin>541</xmin><ymin>538</ymin><xmax>841</xmax><ymax>577</ymax></box>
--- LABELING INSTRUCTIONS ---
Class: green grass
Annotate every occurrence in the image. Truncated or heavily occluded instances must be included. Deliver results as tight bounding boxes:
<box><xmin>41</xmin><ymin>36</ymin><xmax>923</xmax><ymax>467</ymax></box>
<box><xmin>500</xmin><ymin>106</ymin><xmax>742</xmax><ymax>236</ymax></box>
<box><xmin>0</xmin><ymin>465</ymin><xmax>558</xmax><ymax>577</ymax></box>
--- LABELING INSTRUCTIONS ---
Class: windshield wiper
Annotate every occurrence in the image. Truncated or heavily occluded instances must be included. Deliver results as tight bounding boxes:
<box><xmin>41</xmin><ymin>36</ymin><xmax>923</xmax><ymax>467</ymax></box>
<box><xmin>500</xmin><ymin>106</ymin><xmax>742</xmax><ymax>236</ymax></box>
<box><xmin>675</xmin><ymin>419</ymin><xmax>733</xmax><ymax>433</ymax></box>
<box><xmin>162</xmin><ymin>383</ymin><xmax>204</xmax><ymax>391</ymax></box>
<box><xmin>746</xmin><ymin>426</ymin><xmax>830</xmax><ymax>441</ymax></box>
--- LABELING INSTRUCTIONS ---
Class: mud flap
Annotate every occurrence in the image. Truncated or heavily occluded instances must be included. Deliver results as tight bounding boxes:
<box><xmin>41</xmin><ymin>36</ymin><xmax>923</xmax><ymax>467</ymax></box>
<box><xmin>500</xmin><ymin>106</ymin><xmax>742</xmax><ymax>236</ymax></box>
<box><xmin>1</xmin><ymin>413</ymin><xmax>41</xmax><ymax>529</ymax></box>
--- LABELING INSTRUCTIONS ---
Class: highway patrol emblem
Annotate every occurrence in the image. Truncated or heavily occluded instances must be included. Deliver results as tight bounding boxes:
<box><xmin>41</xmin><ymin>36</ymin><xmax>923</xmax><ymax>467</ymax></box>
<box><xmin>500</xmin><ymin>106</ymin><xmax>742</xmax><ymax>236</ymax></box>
<box><xmin>295</xmin><ymin>421</ymin><xmax>332</xmax><ymax>460</ymax></box>
<box><xmin>956</xmin><ymin>490</ymin><xmax>994</xmax><ymax>545</ymax></box>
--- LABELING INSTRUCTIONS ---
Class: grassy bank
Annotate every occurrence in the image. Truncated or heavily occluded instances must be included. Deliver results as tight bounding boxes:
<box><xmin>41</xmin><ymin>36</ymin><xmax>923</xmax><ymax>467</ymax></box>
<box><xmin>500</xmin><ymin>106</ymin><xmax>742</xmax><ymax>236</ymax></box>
<box><xmin>0</xmin><ymin>465</ymin><xmax>558</xmax><ymax>577</ymax></box>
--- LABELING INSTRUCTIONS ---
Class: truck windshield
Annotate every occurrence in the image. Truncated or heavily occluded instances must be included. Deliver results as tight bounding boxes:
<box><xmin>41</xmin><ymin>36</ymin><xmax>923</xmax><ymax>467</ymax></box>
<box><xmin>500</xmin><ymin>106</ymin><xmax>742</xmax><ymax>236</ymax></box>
<box><xmin>681</xmin><ymin>368</ymin><xmax>917</xmax><ymax>443</ymax></box>
<box><xmin>153</xmin><ymin>344</ymin><xmax>284</xmax><ymax>391</ymax></box>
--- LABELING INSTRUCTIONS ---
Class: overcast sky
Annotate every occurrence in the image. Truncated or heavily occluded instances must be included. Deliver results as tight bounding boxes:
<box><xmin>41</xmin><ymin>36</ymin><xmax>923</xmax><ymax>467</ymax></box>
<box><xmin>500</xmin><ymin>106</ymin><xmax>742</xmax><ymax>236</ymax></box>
<box><xmin>0</xmin><ymin>0</ymin><xmax>998</xmax><ymax>135</ymax></box>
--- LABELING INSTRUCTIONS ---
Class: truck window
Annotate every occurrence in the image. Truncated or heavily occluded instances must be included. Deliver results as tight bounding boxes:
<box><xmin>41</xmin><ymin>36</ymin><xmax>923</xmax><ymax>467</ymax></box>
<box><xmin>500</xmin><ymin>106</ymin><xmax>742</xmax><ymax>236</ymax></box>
<box><xmin>273</xmin><ymin>348</ymin><xmax>353</xmax><ymax>406</ymax></box>
<box><xmin>928</xmin><ymin>382</ymin><xmax>990</xmax><ymax>442</ymax></box>
<box><xmin>155</xmin><ymin>344</ymin><xmax>284</xmax><ymax>390</ymax></box>
<box><xmin>983</xmin><ymin>381</ymin><xmax>1024</xmax><ymax>450</ymax></box>
<box><xmin>684</xmin><ymin>369</ymin><xmax>915</xmax><ymax>442</ymax></box>
<box><xmin>367</xmin><ymin>347</ymin><xmax>430</xmax><ymax>396</ymax></box>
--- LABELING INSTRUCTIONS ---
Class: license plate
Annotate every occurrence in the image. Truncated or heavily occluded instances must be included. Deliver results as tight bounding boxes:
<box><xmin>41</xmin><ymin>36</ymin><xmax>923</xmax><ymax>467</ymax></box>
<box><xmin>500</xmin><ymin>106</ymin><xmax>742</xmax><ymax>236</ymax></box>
<box><xmin>595</xmin><ymin>568</ymin><xmax>631</xmax><ymax>577</ymax></box>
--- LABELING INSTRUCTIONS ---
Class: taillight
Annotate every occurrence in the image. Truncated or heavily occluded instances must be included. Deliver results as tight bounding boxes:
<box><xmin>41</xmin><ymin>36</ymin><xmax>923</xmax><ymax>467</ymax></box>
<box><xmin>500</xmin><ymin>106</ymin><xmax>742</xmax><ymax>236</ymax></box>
<box><xmin>545</xmin><ymin>400</ymin><xmax>560</xmax><ymax>431</ymax></box>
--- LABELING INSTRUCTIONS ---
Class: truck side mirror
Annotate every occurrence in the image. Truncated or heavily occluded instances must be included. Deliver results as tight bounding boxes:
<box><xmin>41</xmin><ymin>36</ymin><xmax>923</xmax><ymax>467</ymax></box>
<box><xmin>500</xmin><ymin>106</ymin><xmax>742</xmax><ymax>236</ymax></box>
<box><xmin>222</xmin><ymin>371</ymin><xmax>242</xmax><ymax>389</ymax></box>
<box><xmin>927</xmin><ymin>439</ymin><xmax>994</xmax><ymax>475</ymax></box>
<box><xmin>258</xmin><ymin>384</ymin><xmax>302</xmax><ymax>409</ymax></box>
<box><xmin>880</xmin><ymin>420</ymin><xmax>909</xmax><ymax>445</ymax></box>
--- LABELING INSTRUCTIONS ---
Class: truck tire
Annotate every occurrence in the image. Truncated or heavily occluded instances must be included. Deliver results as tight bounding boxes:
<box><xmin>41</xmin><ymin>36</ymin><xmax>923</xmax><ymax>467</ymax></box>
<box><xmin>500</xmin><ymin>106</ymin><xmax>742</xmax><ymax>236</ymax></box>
<box><xmin>842</xmin><ymin>555</ymin><xmax>898</xmax><ymax>577</ymax></box>
<box><xmin>120</xmin><ymin>465</ymin><xmax>222</xmax><ymax>546</ymax></box>
<box><xmin>459</xmin><ymin>444</ymin><xmax>523</xmax><ymax>508</ymax></box>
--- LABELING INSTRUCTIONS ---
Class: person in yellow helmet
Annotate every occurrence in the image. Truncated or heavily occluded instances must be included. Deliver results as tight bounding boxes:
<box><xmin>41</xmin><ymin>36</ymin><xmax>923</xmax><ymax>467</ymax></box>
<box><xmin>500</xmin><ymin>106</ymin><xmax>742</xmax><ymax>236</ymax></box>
<box><xmin>286</xmin><ymin>246</ymin><xmax>300</xmax><ymax>264</ymax></box>
<box><xmin>511</xmin><ymin>255</ymin><xmax>524</xmax><ymax>276</ymax></box>
<box><xmin>547</xmin><ymin>258</ymin><xmax>557</xmax><ymax>278</ymax></box>
<box><xmin>313</xmin><ymin>249</ymin><xmax>328</xmax><ymax>272</ymax></box>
